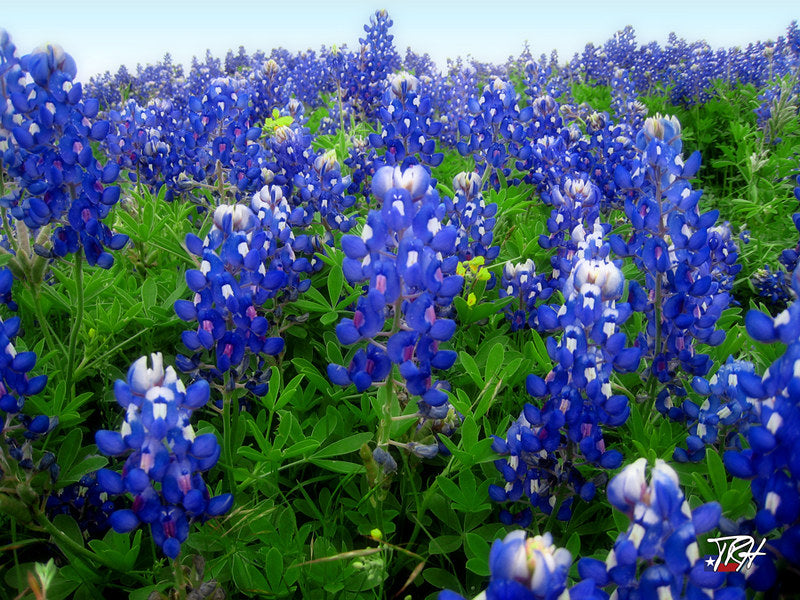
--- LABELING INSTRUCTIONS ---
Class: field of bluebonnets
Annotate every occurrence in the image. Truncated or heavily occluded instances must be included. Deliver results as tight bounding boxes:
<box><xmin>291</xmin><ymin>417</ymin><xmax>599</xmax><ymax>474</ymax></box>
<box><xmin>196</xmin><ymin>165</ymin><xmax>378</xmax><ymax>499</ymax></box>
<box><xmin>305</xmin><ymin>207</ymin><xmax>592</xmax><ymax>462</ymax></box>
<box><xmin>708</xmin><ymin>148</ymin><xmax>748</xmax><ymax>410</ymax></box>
<box><xmin>2</xmin><ymin>9</ymin><xmax>800</xmax><ymax>599</ymax></box>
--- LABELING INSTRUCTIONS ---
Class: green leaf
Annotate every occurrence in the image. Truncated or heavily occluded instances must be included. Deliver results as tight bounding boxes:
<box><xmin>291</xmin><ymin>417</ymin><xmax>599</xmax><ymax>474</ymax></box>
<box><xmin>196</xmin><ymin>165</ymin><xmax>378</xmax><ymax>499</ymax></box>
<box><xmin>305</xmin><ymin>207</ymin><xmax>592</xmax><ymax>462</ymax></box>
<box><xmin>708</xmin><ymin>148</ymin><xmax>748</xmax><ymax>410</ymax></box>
<box><xmin>428</xmin><ymin>535</ymin><xmax>462</xmax><ymax>554</ymax></box>
<box><xmin>707</xmin><ymin>450</ymin><xmax>728</xmax><ymax>498</ymax></box>
<box><xmin>327</xmin><ymin>263</ymin><xmax>343</xmax><ymax>307</ymax></box>
<box><xmin>87</xmin><ymin>539</ymin><xmax>126</xmax><ymax>566</ymax></box>
<box><xmin>292</xmin><ymin>299</ymin><xmax>332</xmax><ymax>313</ymax></box>
<box><xmin>284</xmin><ymin>438</ymin><xmax>321</xmax><ymax>458</ymax></box>
<box><xmin>436</xmin><ymin>475</ymin><xmax>465</xmax><ymax>506</ymax></box>
<box><xmin>460</xmin><ymin>415</ymin><xmax>478</xmax><ymax>449</ymax></box>
<box><xmin>465</xmin><ymin>297</ymin><xmax>514</xmax><ymax>325</ymax></box>
<box><xmin>61</xmin><ymin>456</ymin><xmax>108</xmax><ymax>485</ymax></box>
<box><xmin>265</xmin><ymin>547</ymin><xmax>284</xmax><ymax>592</ymax></box>
<box><xmin>231</xmin><ymin>554</ymin><xmax>256</xmax><ymax>591</ymax></box>
<box><xmin>320</xmin><ymin>311</ymin><xmax>339</xmax><ymax>325</ymax></box>
<box><xmin>141</xmin><ymin>277</ymin><xmax>157</xmax><ymax>311</ymax></box>
<box><xmin>308</xmin><ymin>458</ymin><xmax>365</xmax><ymax>474</ymax></box>
<box><xmin>691</xmin><ymin>471</ymin><xmax>716</xmax><ymax>503</ymax></box>
<box><xmin>466</xmin><ymin>557</ymin><xmax>491</xmax><ymax>576</ymax></box>
<box><xmin>465</xmin><ymin>532</ymin><xmax>490</xmax><ymax>563</ymax></box>
<box><xmin>484</xmin><ymin>342</ymin><xmax>505</xmax><ymax>380</ymax></box>
<box><xmin>57</xmin><ymin>428</ymin><xmax>82</xmax><ymax>475</ymax></box>
<box><xmin>423</xmin><ymin>567</ymin><xmax>461</xmax><ymax>590</ymax></box>
<box><xmin>459</xmin><ymin>351</ymin><xmax>483</xmax><ymax>388</ymax></box>
<box><xmin>53</xmin><ymin>514</ymin><xmax>84</xmax><ymax>549</ymax></box>
<box><xmin>612</xmin><ymin>508</ymin><xmax>629</xmax><ymax>535</ymax></box>
<box><xmin>274</xmin><ymin>373</ymin><xmax>304</xmax><ymax>412</ymax></box>
<box><xmin>312</xmin><ymin>433</ymin><xmax>374</xmax><ymax>459</ymax></box>
<box><xmin>565</xmin><ymin>532</ymin><xmax>581</xmax><ymax>560</ymax></box>
<box><xmin>237</xmin><ymin>446</ymin><xmax>266</xmax><ymax>462</ymax></box>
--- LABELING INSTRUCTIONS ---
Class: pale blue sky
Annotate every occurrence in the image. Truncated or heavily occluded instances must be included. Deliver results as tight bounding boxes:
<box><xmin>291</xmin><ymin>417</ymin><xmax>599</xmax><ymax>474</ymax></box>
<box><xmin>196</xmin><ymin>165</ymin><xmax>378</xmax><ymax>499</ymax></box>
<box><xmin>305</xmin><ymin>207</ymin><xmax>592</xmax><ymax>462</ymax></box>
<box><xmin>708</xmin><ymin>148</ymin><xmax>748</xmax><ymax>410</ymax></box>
<box><xmin>2</xmin><ymin>0</ymin><xmax>798</xmax><ymax>80</ymax></box>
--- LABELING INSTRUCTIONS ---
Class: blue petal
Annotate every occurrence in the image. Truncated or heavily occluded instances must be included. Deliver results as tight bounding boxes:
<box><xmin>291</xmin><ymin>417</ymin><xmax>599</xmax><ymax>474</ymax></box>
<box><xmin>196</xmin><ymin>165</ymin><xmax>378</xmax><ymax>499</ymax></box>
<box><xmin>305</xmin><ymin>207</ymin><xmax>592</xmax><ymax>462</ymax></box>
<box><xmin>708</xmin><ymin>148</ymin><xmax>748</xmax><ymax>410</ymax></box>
<box><xmin>95</xmin><ymin>430</ymin><xmax>127</xmax><ymax>455</ymax></box>
<box><xmin>745</xmin><ymin>310</ymin><xmax>776</xmax><ymax>343</ymax></box>
<box><xmin>327</xmin><ymin>364</ymin><xmax>351</xmax><ymax>386</ymax></box>
<box><xmin>110</xmin><ymin>510</ymin><xmax>139</xmax><ymax>533</ymax></box>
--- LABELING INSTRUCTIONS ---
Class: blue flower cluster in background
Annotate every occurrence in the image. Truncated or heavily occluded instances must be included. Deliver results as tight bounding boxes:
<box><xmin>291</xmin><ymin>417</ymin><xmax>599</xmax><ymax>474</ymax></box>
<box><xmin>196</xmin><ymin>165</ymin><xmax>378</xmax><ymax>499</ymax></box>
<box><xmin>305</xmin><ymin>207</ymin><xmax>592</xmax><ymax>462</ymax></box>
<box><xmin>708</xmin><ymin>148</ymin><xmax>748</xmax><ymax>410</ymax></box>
<box><xmin>0</xmin><ymin>41</ymin><xmax>127</xmax><ymax>267</ymax></box>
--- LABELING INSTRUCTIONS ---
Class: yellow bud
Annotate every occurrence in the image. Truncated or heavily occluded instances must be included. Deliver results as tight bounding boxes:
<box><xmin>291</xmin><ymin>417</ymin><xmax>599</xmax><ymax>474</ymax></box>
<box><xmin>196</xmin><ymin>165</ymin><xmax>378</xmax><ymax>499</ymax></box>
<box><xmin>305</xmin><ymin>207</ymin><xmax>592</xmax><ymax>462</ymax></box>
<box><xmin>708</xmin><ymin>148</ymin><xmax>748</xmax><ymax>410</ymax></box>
<box><xmin>469</xmin><ymin>256</ymin><xmax>485</xmax><ymax>271</ymax></box>
<box><xmin>467</xmin><ymin>293</ymin><xmax>477</xmax><ymax>307</ymax></box>
<box><xmin>456</xmin><ymin>262</ymin><xmax>466</xmax><ymax>277</ymax></box>
<box><xmin>370</xmin><ymin>528</ymin><xmax>383</xmax><ymax>540</ymax></box>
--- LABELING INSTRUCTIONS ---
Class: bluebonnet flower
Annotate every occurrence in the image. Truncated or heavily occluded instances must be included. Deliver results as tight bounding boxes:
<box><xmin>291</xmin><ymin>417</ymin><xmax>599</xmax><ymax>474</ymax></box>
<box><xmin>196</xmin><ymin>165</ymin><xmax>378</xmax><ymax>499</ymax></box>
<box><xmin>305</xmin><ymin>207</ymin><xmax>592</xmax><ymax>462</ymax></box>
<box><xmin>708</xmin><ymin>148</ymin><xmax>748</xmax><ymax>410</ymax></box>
<box><xmin>754</xmin><ymin>173</ymin><xmax>800</xmax><ymax>310</ymax></box>
<box><xmin>175</xmin><ymin>200</ymin><xmax>305</xmax><ymax>397</ymax></box>
<box><xmin>611</xmin><ymin>115</ymin><xmax>738</xmax><ymax>384</ymax></box>
<box><xmin>439</xmin><ymin>531</ymin><xmax>573</xmax><ymax>600</ymax></box>
<box><xmin>329</xmin><ymin>164</ymin><xmax>471</xmax><ymax>459</ymax></box>
<box><xmin>368</xmin><ymin>71</ymin><xmax>444</xmax><ymax>169</ymax></box>
<box><xmin>184</xmin><ymin>76</ymin><xmax>275</xmax><ymax>200</ymax></box>
<box><xmin>538</xmin><ymin>178</ymin><xmax>604</xmax><ymax>292</ymax></box>
<box><xmin>778</xmin><ymin>214</ymin><xmax>800</xmax><ymax>275</ymax></box>
<box><xmin>245</xmin><ymin>58</ymin><xmax>286</xmax><ymax>121</ymax></box>
<box><xmin>0</xmin><ymin>267</ymin><xmax>16</xmax><ymax>310</ymax></box>
<box><xmin>343</xmin><ymin>135</ymin><xmax>374</xmax><ymax>204</ymax></box>
<box><xmin>754</xmin><ymin>78</ymin><xmax>798</xmax><ymax>146</ymax></box>
<box><xmin>611</xmin><ymin>69</ymin><xmax>647</xmax><ymax>131</ymax></box>
<box><xmin>349</xmin><ymin>10</ymin><xmax>401</xmax><ymax>119</ymax></box>
<box><xmin>751</xmin><ymin>265</ymin><xmax>794</xmax><ymax>309</ymax></box>
<box><xmin>561</xmin><ymin>23</ymin><xmax>800</xmax><ymax>106</ymax></box>
<box><xmin>427</xmin><ymin>60</ymin><xmax>477</xmax><ymax>147</ymax></box>
<box><xmin>45</xmin><ymin>472</ymin><xmax>120</xmax><ymax>539</ymax></box>
<box><xmin>94</xmin><ymin>354</ymin><xmax>233</xmax><ymax>559</ymax></box>
<box><xmin>0</xmin><ymin>38</ymin><xmax>128</xmax><ymax>269</ymax></box>
<box><xmin>717</xmin><ymin>270</ymin><xmax>800</xmax><ymax>590</ymax></box>
<box><xmin>0</xmin><ymin>315</ymin><xmax>52</xmax><ymax>443</ymax></box>
<box><xmin>577</xmin><ymin>459</ymin><xmax>742</xmax><ymax>600</ymax></box>
<box><xmin>293</xmin><ymin>149</ymin><xmax>357</xmax><ymax>232</ymax></box>
<box><xmin>490</xmin><ymin>223</ymin><xmax>639</xmax><ymax>522</ymax></box>
<box><xmin>267</xmin><ymin>120</ymin><xmax>313</xmax><ymax>192</ymax></box>
<box><xmin>668</xmin><ymin>356</ymin><xmax>760</xmax><ymax>462</ymax></box>
<box><xmin>104</xmin><ymin>98</ymin><xmax>186</xmax><ymax>202</ymax></box>
<box><xmin>446</xmin><ymin>171</ymin><xmax>500</xmax><ymax>263</ymax></box>
<box><xmin>0</xmin><ymin>313</ymin><xmax>56</xmax><ymax>516</ymax></box>
<box><xmin>457</xmin><ymin>77</ymin><xmax>532</xmax><ymax>191</ymax></box>
<box><xmin>499</xmin><ymin>259</ymin><xmax>549</xmax><ymax>331</ymax></box>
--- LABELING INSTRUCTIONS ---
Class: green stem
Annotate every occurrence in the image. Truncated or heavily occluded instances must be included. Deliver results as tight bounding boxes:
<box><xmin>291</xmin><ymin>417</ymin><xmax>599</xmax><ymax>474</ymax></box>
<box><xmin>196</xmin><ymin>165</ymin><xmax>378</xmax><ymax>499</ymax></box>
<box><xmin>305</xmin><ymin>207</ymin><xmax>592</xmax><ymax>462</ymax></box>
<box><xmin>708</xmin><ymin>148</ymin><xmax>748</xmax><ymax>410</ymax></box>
<box><xmin>406</xmin><ymin>454</ymin><xmax>456</xmax><ymax>549</ymax></box>
<box><xmin>377</xmin><ymin>297</ymin><xmax>404</xmax><ymax>447</ymax></box>
<box><xmin>222</xmin><ymin>379</ymin><xmax>235</xmax><ymax>494</ymax></box>
<box><xmin>173</xmin><ymin>558</ymin><xmax>187</xmax><ymax>600</ymax></box>
<box><xmin>215</xmin><ymin>160</ymin><xmax>225</xmax><ymax>203</ymax></box>
<box><xmin>544</xmin><ymin>487</ymin><xmax>568</xmax><ymax>535</ymax></box>
<box><xmin>337</xmin><ymin>81</ymin><xmax>346</xmax><ymax>136</ymax></box>
<box><xmin>76</xmin><ymin>328</ymin><xmax>147</xmax><ymax>376</ymax></box>
<box><xmin>65</xmin><ymin>252</ymin><xmax>85</xmax><ymax>403</ymax></box>
<box><xmin>10</xmin><ymin>519</ymin><xmax>20</xmax><ymax>581</ymax></box>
